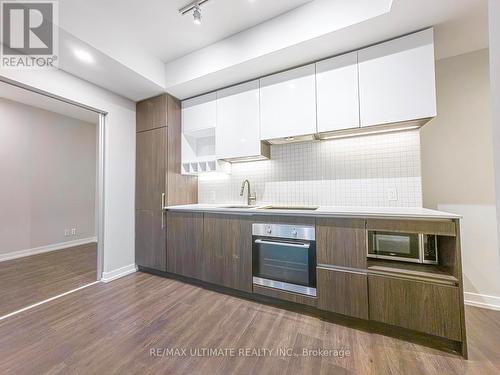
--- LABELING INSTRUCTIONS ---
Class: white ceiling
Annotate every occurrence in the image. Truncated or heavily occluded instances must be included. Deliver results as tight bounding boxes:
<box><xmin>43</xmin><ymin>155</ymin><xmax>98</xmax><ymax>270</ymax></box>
<box><xmin>51</xmin><ymin>0</ymin><xmax>489</xmax><ymax>101</ymax></box>
<box><xmin>0</xmin><ymin>82</ymin><xmax>99</xmax><ymax>124</ymax></box>
<box><xmin>58</xmin><ymin>29</ymin><xmax>165</xmax><ymax>102</ymax></box>
<box><xmin>59</xmin><ymin>0</ymin><xmax>313</xmax><ymax>63</ymax></box>
<box><xmin>164</xmin><ymin>0</ymin><xmax>490</xmax><ymax>98</ymax></box>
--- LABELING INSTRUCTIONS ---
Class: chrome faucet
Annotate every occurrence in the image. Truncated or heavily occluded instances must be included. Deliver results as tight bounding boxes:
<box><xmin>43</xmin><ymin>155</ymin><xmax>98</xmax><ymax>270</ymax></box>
<box><xmin>240</xmin><ymin>179</ymin><xmax>256</xmax><ymax>206</ymax></box>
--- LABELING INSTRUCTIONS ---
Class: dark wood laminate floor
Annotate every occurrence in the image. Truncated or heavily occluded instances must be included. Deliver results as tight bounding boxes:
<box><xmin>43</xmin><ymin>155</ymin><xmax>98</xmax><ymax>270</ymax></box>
<box><xmin>0</xmin><ymin>243</ymin><xmax>97</xmax><ymax>317</ymax></box>
<box><xmin>0</xmin><ymin>272</ymin><xmax>499</xmax><ymax>375</ymax></box>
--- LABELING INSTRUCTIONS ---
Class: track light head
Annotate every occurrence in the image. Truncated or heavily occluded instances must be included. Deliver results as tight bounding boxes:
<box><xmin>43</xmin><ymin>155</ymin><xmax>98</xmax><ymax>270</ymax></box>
<box><xmin>179</xmin><ymin>0</ymin><xmax>209</xmax><ymax>25</ymax></box>
<box><xmin>193</xmin><ymin>5</ymin><xmax>202</xmax><ymax>25</ymax></box>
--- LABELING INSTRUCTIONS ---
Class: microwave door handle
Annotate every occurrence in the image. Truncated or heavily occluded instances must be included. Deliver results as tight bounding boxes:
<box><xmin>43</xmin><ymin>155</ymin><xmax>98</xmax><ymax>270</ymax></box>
<box><xmin>254</xmin><ymin>239</ymin><xmax>310</xmax><ymax>249</ymax></box>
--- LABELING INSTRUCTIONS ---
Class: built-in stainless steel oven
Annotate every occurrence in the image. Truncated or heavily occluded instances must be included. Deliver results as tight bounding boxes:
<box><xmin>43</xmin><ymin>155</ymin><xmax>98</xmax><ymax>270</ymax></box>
<box><xmin>252</xmin><ymin>223</ymin><xmax>316</xmax><ymax>297</ymax></box>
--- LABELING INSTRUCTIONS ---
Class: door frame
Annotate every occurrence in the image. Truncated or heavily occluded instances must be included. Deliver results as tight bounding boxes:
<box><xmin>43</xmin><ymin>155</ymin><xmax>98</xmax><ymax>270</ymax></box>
<box><xmin>0</xmin><ymin>76</ymin><xmax>107</xmax><ymax>281</ymax></box>
<box><xmin>96</xmin><ymin>113</ymin><xmax>105</xmax><ymax>280</ymax></box>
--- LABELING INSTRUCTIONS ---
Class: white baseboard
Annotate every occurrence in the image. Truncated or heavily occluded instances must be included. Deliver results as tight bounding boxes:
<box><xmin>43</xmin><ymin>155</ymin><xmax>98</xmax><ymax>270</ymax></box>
<box><xmin>0</xmin><ymin>237</ymin><xmax>98</xmax><ymax>263</ymax></box>
<box><xmin>465</xmin><ymin>292</ymin><xmax>500</xmax><ymax>311</ymax></box>
<box><xmin>101</xmin><ymin>264</ymin><xmax>137</xmax><ymax>283</ymax></box>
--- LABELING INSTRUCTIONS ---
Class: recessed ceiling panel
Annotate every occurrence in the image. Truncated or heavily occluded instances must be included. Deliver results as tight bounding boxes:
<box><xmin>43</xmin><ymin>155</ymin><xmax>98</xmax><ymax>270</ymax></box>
<box><xmin>59</xmin><ymin>0</ymin><xmax>313</xmax><ymax>63</ymax></box>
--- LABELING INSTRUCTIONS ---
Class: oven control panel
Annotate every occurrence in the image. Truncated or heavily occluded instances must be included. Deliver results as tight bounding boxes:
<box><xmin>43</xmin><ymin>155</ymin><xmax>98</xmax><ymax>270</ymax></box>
<box><xmin>252</xmin><ymin>223</ymin><xmax>315</xmax><ymax>241</ymax></box>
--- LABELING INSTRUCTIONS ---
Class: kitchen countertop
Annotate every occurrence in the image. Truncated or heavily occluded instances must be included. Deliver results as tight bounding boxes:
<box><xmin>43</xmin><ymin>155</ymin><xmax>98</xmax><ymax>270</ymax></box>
<box><xmin>165</xmin><ymin>204</ymin><xmax>461</xmax><ymax>220</ymax></box>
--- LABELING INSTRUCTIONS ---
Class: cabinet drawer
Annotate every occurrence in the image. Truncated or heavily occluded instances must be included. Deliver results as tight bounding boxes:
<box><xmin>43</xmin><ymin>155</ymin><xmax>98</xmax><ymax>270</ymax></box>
<box><xmin>317</xmin><ymin>267</ymin><xmax>368</xmax><ymax>319</ymax></box>
<box><xmin>316</xmin><ymin>218</ymin><xmax>366</xmax><ymax>269</ymax></box>
<box><xmin>368</xmin><ymin>275</ymin><xmax>462</xmax><ymax>341</ymax></box>
<box><xmin>366</xmin><ymin>219</ymin><xmax>456</xmax><ymax>237</ymax></box>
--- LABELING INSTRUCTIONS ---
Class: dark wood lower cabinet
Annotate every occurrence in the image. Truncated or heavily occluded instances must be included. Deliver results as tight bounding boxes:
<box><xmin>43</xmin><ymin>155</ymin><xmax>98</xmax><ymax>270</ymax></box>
<box><xmin>165</xmin><ymin>212</ymin><xmax>252</xmax><ymax>292</ymax></box>
<box><xmin>316</xmin><ymin>218</ymin><xmax>367</xmax><ymax>269</ymax></box>
<box><xmin>135</xmin><ymin>210</ymin><xmax>166</xmax><ymax>271</ymax></box>
<box><xmin>317</xmin><ymin>267</ymin><xmax>369</xmax><ymax>319</ymax></box>
<box><xmin>160</xmin><ymin>213</ymin><xmax>466</xmax><ymax>356</ymax></box>
<box><xmin>166</xmin><ymin>212</ymin><xmax>204</xmax><ymax>279</ymax></box>
<box><xmin>202</xmin><ymin>214</ymin><xmax>252</xmax><ymax>292</ymax></box>
<box><xmin>368</xmin><ymin>274</ymin><xmax>462</xmax><ymax>341</ymax></box>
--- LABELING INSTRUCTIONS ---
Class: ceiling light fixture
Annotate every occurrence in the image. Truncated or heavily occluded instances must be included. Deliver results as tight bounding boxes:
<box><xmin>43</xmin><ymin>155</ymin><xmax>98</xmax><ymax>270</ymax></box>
<box><xmin>179</xmin><ymin>0</ymin><xmax>210</xmax><ymax>25</ymax></box>
<box><xmin>73</xmin><ymin>48</ymin><xmax>94</xmax><ymax>64</ymax></box>
<box><xmin>193</xmin><ymin>5</ymin><xmax>202</xmax><ymax>25</ymax></box>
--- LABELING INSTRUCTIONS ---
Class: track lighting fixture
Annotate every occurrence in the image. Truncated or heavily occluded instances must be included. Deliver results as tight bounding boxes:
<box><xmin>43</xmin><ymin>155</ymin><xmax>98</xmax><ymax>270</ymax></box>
<box><xmin>179</xmin><ymin>0</ymin><xmax>210</xmax><ymax>25</ymax></box>
<box><xmin>193</xmin><ymin>5</ymin><xmax>202</xmax><ymax>25</ymax></box>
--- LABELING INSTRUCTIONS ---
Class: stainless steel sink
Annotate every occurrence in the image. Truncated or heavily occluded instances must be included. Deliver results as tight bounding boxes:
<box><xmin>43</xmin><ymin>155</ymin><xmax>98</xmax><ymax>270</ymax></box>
<box><xmin>257</xmin><ymin>205</ymin><xmax>319</xmax><ymax>211</ymax></box>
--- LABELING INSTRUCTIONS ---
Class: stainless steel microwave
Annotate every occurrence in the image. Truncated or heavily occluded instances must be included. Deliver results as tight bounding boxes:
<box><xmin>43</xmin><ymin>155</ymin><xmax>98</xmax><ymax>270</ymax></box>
<box><xmin>367</xmin><ymin>231</ymin><xmax>438</xmax><ymax>264</ymax></box>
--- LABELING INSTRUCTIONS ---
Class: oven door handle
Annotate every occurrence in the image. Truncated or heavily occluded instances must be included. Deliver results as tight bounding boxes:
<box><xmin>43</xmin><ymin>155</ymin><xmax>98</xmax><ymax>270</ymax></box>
<box><xmin>254</xmin><ymin>239</ymin><xmax>310</xmax><ymax>249</ymax></box>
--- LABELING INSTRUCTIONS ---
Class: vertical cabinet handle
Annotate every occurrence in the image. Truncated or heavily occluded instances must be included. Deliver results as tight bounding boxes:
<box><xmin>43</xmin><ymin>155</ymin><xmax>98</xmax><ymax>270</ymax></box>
<box><xmin>161</xmin><ymin>193</ymin><xmax>166</xmax><ymax>210</ymax></box>
<box><xmin>161</xmin><ymin>193</ymin><xmax>166</xmax><ymax>229</ymax></box>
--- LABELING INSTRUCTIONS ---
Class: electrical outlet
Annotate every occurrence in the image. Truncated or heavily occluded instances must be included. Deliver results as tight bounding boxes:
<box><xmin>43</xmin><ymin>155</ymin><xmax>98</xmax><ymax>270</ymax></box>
<box><xmin>64</xmin><ymin>229</ymin><xmax>70</xmax><ymax>236</ymax></box>
<box><xmin>71</xmin><ymin>228</ymin><xmax>76</xmax><ymax>235</ymax></box>
<box><xmin>387</xmin><ymin>188</ymin><xmax>398</xmax><ymax>202</ymax></box>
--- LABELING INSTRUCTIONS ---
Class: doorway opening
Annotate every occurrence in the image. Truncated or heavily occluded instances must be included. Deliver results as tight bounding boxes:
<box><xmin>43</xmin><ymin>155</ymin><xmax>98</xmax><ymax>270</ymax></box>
<box><xmin>0</xmin><ymin>80</ymin><xmax>105</xmax><ymax>318</ymax></box>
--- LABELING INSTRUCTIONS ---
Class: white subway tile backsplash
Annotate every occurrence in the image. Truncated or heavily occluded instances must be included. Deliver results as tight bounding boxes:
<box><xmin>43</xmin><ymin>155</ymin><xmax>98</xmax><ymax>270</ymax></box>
<box><xmin>198</xmin><ymin>130</ymin><xmax>422</xmax><ymax>207</ymax></box>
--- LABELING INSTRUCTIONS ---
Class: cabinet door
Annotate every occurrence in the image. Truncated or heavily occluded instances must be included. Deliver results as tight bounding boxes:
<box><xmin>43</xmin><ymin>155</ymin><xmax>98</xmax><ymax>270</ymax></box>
<box><xmin>166</xmin><ymin>96</ymin><xmax>198</xmax><ymax>205</ymax></box>
<box><xmin>316</xmin><ymin>218</ymin><xmax>366</xmax><ymax>269</ymax></box>
<box><xmin>317</xmin><ymin>267</ymin><xmax>368</xmax><ymax>319</ymax></box>
<box><xmin>358</xmin><ymin>28</ymin><xmax>436</xmax><ymax>127</ymax></box>
<box><xmin>166</xmin><ymin>212</ymin><xmax>204</xmax><ymax>279</ymax></box>
<box><xmin>260</xmin><ymin>64</ymin><xmax>316</xmax><ymax>140</ymax></box>
<box><xmin>216</xmin><ymin>80</ymin><xmax>261</xmax><ymax>160</ymax></box>
<box><xmin>136</xmin><ymin>210</ymin><xmax>166</xmax><ymax>271</ymax></box>
<box><xmin>136</xmin><ymin>95</ymin><xmax>167</xmax><ymax>132</ymax></box>
<box><xmin>135</xmin><ymin>127</ymin><xmax>167</xmax><ymax>272</ymax></box>
<box><xmin>368</xmin><ymin>275</ymin><xmax>462</xmax><ymax>341</ymax></box>
<box><xmin>316</xmin><ymin>52</ymin><xmax>360</xmax><ymax>133</ymax></box>
<box><xmin>136</xmin><ymin>128</ymin><xmax>167</xmax><ymax>211</ymax></box>
<box><xmin>182</xmin><ymin>92</ymin><xmax>217</xmax><ymax>133</ymax></box>
<box><xmin>202</xmin><ymin>214</ymin><xmax>252</xmax><ymax>292</ymax></box>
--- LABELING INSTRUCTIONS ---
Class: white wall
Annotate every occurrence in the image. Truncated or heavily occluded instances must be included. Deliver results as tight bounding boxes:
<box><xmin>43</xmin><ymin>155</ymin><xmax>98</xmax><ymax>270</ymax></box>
<box><xmin>0</xmin><ymin>98</ymin><xmax>96</xmax><ymax>255</ymax></box>
<box><xmin>421</xmin><ymin>49</ymin><xmax>500</xmax><ymax>310</ymax></box>
<box><xmin>0</xmin><ymin>68</ymin><xmax>136</xmax><ymax>280</ymax></box>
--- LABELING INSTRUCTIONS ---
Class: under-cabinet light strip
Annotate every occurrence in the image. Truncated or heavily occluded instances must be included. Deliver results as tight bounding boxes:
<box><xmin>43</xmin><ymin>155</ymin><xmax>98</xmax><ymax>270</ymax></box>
<box><xmin>320</xmin><ymin>125</ymin><xmax>420</xmax><ymax>140</ymax></box>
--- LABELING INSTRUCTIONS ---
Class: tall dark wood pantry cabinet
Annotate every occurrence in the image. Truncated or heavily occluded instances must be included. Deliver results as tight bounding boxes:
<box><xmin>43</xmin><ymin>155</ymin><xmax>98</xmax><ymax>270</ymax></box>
<box><xmin>135</xmin><ymin>94</ymin><xmax>197</xmax><ymax>271</ymax></box>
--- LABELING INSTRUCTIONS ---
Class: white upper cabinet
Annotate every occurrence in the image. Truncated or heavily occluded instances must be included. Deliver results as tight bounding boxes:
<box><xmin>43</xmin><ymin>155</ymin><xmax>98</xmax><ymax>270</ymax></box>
<box><xmin>259</xmin><ymin>64</ymin><xmax>317</xmax><ymax>140</ymax></box>
<box><xmin>358</xmin><ymin>28</ymin><xmax>437</xmax><ymax>127</ymax></box>
<box><xmin>216</xmin><ymin>80</ymin><xmax>262</xmax><ymax>161</ymax></box>
<box><xmin>182</xmin><ymin>92</ymin><xmax>217</xmax><ymax>133</ymax></box>
<box><xmin>316</xmin><ymin>52</ymin><xmax>360</xmax><ymax>133</ymax></box>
